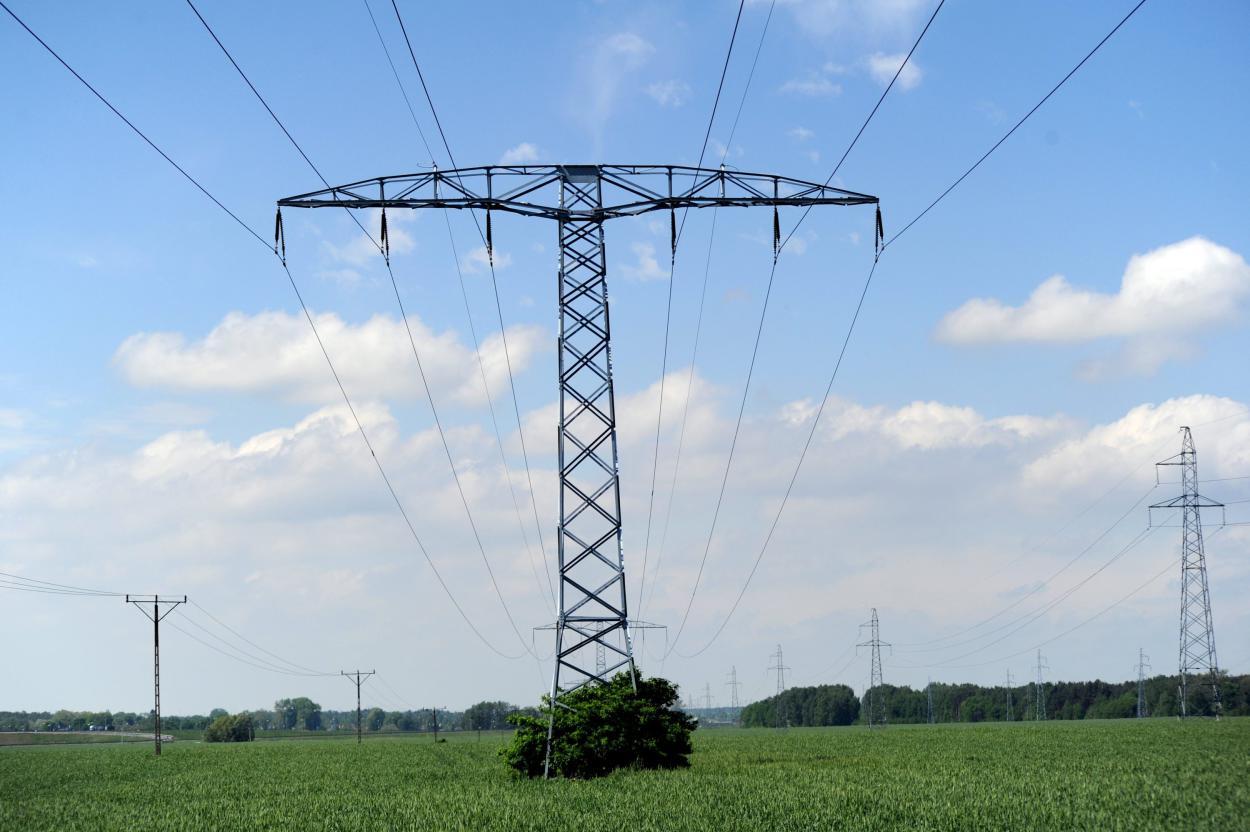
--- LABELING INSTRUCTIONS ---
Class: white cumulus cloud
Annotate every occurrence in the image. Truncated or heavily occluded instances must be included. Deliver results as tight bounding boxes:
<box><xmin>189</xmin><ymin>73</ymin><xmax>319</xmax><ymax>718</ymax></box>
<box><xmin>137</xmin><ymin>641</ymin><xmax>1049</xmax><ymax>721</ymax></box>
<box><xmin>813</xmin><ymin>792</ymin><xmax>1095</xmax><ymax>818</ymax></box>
<box><xmin>937</xmin><ymin>237</ymin><xmax>1250</xmax><ymax>345</ymax></box>
<box><xmin>113</xmin><ymin>310</ymin><xmax>546</xmax><ymax>407</ymax></box>
<box><xmin>866</xmin><ymin>51</ymin><xmax>923</xmax><ymax>90</ymax></box>
<box><xmin>647</xmin><ymin>80</ymin><xmax>692</xmax><ymax>108</ymax></box>
<box><xmin>499</xmin><ymin>143</ymin><xmax>540</xmax><ymax>165</ymax></box>
<box><xmin>619</xmin><ymin>241</ymin><xmax>668</xmax><ymax>281</ymax></box>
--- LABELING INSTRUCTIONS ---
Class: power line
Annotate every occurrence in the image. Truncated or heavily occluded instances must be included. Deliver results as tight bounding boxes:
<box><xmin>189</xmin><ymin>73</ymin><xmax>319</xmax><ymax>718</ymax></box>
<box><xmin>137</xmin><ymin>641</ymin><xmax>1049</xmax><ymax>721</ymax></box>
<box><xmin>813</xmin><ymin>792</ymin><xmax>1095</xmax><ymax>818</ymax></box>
<box><xmin>666</xmin><ymin>0</ymin><xmax>944</xmax><ymax>657</ymax></box>
<box><xmin>906</xmin><ymin>553</ymin><xmax>1180</xmax><ymax>671</ymax></box>
<box><xmin>0</xmin><ymin>1</ymin><xmax>269</xmax><ymax>252</ymax></box>
<box><xmin>373</xmin><ymin>673</ymin><xmax>416</xmax><ymax>710</ymax></box>
<box><xmin>167</xmin><ymin>617</ymin><xmax>322</xmax><ymax>677</ymax></box>
<box><xmin>895</xmin><ymin>484</ymin><xmax>1159</xmax><ymax>650</ymax></box>
<box><xmin>387</xmin><ymin>0</ymin><xmax>553</xmax><ymax>609</ymax></box>
<box><xmin>907</xmin><ymin>523</ymin><xmax>1164</xmax><ymax>664</ymax></box>
<box><xmin>187</xmin><ymin>600</ymin><xmax>334</xmax><ymax>676</ymax></box>
<box><xmin>676</xmin><ymin>255</ymin><xmax>881</xmax><ymax>658</ymax></box>
<box><xmin>672</xmin><ymin>0</ymin><xmax>1149</xmax><ymax>656</ymax></box>
<box><xmin>361</xmin><ymin>0</ymin><xmax>436</xmax><ymax>165</ymax></box>
<box><xmin>883</xmin><ymin>0</ymin><xmax>1150</xmax><ymax>250</ymax></box>
<box><xmin>643</xmin><ymin>0</ymin><xmax>776</xmax><ymax>619</ymax></box>
<box><xmin>639</xmin><ymin>0</ymin><xmax>755</xmax><ymax>615</ymax></box>
<box><xmin>361</xmin><ymin>1</ymin><xmax>555</xmax><ymax>612</ymax></box>
<box><xmin>0</xmin><ymin>571</ymin><xmax>122</xmax><ymax>597</ymax></box>
<box><xmin>778</xmin><ymin>0</ymin><xmax>947</xmax><ymax>254</ymax></box>
<box><xmin>0</xmin><ymin>2</ymin><xmax>521</xmax><ymax>659</ymax></box>
<box><xmin>186</xmin><ymin>0</ymin><xmax>537</xmax><ymax>657</ymax></box>
<box><xmin>174</xmin><ymin>609</ymin><xmax>333</xmax><ymax>677</ymax></box>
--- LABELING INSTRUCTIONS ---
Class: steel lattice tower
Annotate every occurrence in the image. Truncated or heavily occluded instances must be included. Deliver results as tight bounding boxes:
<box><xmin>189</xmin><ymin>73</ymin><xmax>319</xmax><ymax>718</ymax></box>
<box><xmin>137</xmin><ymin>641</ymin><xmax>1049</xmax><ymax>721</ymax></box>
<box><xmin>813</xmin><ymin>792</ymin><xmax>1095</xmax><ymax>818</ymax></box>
<box><xmin>1150</xmin><ymin>426</ymin><xmax>1223</xmax><ymax>717</ymax></box>
<box><xmin>1034</xmin><ymin>650</ymin><xmax>1049</xmax><ymax>721</ymax></box>
<box><xmin>768</xmin><ymin>644</ymin><xmax>789</xmax><ymax>696</ymax></box>
<box><xmin>278</xmin><ymin>165</ymin><xmax>876</xmax><ymax>774</ymax></box>
<box><xmin>858</xmin><ymin>608</ymin><xmax>890</xmax><ymax>728</ymax></box>
<box><xmin>767</xmin><ymin>645</ymin><xmax>790</xmax><ymax>729</ymax></box>
<box><xmin>1134</xmin><ymin>649</ymin><xmax>1151</xmax><ymax>719</ymax></box>
<box><xmin>726</xmin><ymin>666</ymin><xmax>741</xmax><ymax>709</ymax></box>
<box><xmin>926</xmin><ymin>678</ymin><xmax>935</xmax><ymax>724</ymax></box>
<box><xmin>1005</xmin><ymin>670</ymin><xmax>1013</xmax><ymax>722</ymax></box>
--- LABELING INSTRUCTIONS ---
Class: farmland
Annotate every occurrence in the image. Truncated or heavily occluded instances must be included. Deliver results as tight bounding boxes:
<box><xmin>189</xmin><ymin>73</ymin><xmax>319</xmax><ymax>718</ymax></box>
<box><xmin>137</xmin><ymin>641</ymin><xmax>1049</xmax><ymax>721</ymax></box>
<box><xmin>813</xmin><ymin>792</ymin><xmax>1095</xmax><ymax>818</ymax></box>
<box><xmin>2</xmin><ymin>719</ymin><xmax>1247</xmax><ymax>831</ymax></box>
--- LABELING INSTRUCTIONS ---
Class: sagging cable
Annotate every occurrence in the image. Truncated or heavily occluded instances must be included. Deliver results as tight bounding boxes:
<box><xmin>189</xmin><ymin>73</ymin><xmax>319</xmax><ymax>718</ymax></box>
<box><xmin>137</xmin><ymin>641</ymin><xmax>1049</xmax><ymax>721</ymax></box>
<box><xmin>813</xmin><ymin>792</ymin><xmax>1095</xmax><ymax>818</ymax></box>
<box><xmin>274</xmin><ymin>207</ymin><xmax>286</xmax><ymax>265</ymax></box>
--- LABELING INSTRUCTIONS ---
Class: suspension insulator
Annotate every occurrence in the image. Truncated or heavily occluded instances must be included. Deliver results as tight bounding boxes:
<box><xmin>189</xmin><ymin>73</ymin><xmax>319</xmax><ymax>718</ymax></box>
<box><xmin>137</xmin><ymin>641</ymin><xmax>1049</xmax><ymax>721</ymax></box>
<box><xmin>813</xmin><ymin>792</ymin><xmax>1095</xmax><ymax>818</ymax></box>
<box><xmin>875</xmin><ymin>205</ymin><xmax>884</xmax><ymax>254</ymax></box>
<box><xmin>486</xmin><ymin>208</ymin><xmax>494</xmax><ymax>266</ymax></box>
<box><xmin>773</xmin><ymin>206</ymin><xmax>781</xmax><ymax>259</ymax></box>
<box><xmin>381</xmin><ymin>208</ymin><xmax>390</xmax><ymax>263</ymax></box>
<box><xmin>274</xmin><ymin>208</ymin><xmax>286</xmax><ymax>263</ymax></box>
<box><xmin>670</xmin><ymin>208</ymin><xmax>677</xmax><ymax>258</ymax></box>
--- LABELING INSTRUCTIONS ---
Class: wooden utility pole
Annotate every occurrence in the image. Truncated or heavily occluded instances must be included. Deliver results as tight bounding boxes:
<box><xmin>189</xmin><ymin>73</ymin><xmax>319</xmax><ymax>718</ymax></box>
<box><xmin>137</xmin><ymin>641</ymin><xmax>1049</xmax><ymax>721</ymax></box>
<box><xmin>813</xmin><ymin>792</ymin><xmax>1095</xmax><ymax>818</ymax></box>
<box><xmin>341</xmin><ymin>670</ymin><xmax>376</xmax><ymax>744</ymax></box>
<box><xmin>124</xmin><ymin>595</ymin><xmax>186</xmax><ymax>756</ymax></box>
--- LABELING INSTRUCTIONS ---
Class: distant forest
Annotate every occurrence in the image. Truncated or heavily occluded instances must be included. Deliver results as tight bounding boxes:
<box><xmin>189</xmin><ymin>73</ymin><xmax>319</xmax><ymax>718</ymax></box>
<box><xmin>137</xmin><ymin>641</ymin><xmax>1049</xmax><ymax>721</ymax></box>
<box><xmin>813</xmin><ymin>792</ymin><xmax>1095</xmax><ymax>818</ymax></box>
<box><xmin>0</xmin><ymin>699</ymin><xmax>538</xmax><ymax>734</ymax></box>
<box><xmin>740</xmin><ymin>673</ymin><xmax>1250</xmax><ymax>727</ymax></box>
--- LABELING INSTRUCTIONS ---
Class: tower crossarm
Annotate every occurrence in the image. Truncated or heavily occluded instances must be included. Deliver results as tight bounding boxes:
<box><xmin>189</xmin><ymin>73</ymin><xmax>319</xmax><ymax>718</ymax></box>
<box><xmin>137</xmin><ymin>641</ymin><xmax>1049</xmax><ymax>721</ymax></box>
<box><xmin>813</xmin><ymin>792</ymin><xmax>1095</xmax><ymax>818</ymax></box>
<box><xmin>278</xmin><ymin>164</ymin><xmax>878</xmax><ymax>220</ymax></box>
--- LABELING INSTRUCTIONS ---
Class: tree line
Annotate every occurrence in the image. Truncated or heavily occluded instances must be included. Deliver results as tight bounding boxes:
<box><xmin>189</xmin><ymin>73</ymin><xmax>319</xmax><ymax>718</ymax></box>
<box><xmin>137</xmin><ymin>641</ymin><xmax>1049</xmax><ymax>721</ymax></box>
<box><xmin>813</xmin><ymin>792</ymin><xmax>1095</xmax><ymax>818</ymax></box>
<box><xmin>0</xmin><ymin>698</ymin><xmax>540</xmax><ymax>734</ymax></box>
<box><xmin>738</xmin><ymin>672</ymin><xmax>1250</xmax><ymax>727</ymax></box>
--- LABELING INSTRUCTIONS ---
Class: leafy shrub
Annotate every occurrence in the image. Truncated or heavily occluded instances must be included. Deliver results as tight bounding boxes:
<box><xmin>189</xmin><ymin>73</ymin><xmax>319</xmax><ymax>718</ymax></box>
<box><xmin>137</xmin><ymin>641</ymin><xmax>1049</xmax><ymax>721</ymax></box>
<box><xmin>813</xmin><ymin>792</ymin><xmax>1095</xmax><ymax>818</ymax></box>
<box><xmin>204</xmin><ymin>713</ymin><xmax>255</xmax><ymax>743</ymax></box>
<box><xmin>501</xmin><ymin>670</ymin><xmax>695</xmax><ymax>779</ymax></box>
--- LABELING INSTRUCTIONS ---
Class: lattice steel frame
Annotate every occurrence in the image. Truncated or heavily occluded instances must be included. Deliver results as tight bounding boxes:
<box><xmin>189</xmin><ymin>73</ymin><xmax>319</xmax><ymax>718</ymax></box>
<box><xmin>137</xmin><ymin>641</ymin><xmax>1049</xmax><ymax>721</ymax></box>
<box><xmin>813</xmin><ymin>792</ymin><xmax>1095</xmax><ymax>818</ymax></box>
<box><xmin>1151</xmin><ymin>426</ymin><xmax>1223</xmax><ymax>716</ymax></box>
<box><xmin>278</xmin><ymin>163</ymin><xmax>877</xmax><ymax>775</ymax></box>
<box><xmin>857</xmin><ymin>608</ymin><xmax>890</xmax><ymax>728</ymax></box>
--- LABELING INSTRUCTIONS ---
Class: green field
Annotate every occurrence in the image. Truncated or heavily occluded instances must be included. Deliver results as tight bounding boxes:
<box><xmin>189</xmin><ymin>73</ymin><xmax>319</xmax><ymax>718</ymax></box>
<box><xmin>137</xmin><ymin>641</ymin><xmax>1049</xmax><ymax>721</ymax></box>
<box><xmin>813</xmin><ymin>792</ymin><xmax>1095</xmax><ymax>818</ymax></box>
<box><xmin>2</xmin><ymin>720</ymin><xmax>1247</xmax><ymax>831</ymax></box>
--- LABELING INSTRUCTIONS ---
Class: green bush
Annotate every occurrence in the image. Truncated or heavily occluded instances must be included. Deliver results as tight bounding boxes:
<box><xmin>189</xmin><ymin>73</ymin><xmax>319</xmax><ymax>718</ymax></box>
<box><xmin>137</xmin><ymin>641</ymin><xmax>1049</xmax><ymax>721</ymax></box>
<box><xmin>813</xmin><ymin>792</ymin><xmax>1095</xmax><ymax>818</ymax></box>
<box><xmin>501</xmin><ymin>670</ymin><xmax>695</xmax><ymax>779</ymax></box>
<box><xmin>204</xmin><ymin>713</ymin><xmax>255</xmax><ymax>743</ymax></box>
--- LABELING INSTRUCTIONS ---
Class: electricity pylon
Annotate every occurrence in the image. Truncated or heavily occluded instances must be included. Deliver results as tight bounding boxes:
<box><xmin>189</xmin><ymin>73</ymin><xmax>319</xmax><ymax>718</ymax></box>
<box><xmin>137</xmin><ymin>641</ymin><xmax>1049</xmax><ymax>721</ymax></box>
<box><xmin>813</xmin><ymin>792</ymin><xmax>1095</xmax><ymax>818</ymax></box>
<box><xmin>124</xmin><ymin>594</ymin><xmax>185</xmax><ymax>756</ymax></box>
<box><xmin>279</xmin><ymin>165</ymin><xmax>877</xmax><ymax>774</ymax></box>
<box><xmin>1150</xmin><ymin>426</ymin><xmax>1224</xmax><ymax>717</ymax></box>
<box><xmin>703</xmin><ymin>682</ymin><xmax>715</xmax><ymax>710</ymax></box>
<box><xmin>726</xmin><ymin>666</ymin><xmax>741</xmax><ymax>709</ymax></box>
<box><xmin>341</xmin><ymin>670</ymin><xmax>376</xmax><ymax>744</ymax></box>
<box><xmin>857</xmin><ymin>608</ymin><xmax>890</xmax><ymax>728</ymax></box>
<box><xmin>926</xmin><ymin>678</ymin><xmax>935</xmax><ymax>724</ymax></box>
<box><xmin>1005</xmin><ymin>670</ymin><xmax>1014</xmax><ymax>722</ymax></box>
<box><xmin>767</xmin><ymin>644</ymin><xmax>790</xmax><ymax>729</ymax></box>
<box><xmin>593</xmin><ymin>621</ymin><xmax>607</xmax><ymax>677</ymax></box>
<box><xmin>1034</xmin><ymin>650</ymin><xmax>1049</xmax><ymax>721</ymax></box>
<box><xmin>1134</xmin><ymin>649</ymin><xmax>1151</xmax><ymax>719</ymax></box>
<box><xmin>768</xmin><ymin>644</ymin><xmax>790</xmax><ymax>695</ymax></box>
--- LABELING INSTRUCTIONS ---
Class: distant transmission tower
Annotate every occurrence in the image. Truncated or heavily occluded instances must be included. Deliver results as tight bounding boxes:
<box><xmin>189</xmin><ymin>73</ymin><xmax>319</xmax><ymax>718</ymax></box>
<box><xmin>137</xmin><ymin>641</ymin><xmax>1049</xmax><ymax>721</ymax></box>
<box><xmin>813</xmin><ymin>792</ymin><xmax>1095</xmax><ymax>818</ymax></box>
<box><xmin>278</xmin><ymin>165</ymin><xmax>877</xmax><ymax>777</ymax></box>
<box><xmin>703</xmin><ymin>682</ymin><xmax>715</xmax><ymax>710</ymax></box>
<box><xmin>340</xmin><ymin>670</ymin><xmax>376</xmax><ymax>744</ymax></box>
<box><xmin>726</xmin><ymin>666</ymin><xmax>741</xmax><ymax>709</ymax></box>
<box><xmin>926</xmin><ymin>678</ymin><xmax>935</xmax><ymax>724</ymax></box>
<box><xmin>768</xmin><ymin>645</ymin><xmax>789</xmax><ymax>695</ymax></box>
<box><xmin>124</xmin><ymin>594</ymin><xmax>185</xmax><ymax>756</ymax></box>
<box><xmin>1151</xmin><ymin>426</ymin><xmax>1224</xmax><ymax>717</ymax></box>
<box><xmin>857</xmin><ymin>608</ymin><xmax>891</xmax><ymax>728</ymax></box>
<box><xmin>593</xmin><ymin>621</ymin><xmax>607</xmax><ymax>677</ymax></box>
<box><xmin>767</xmin><ymin>645</ymin><xmax>790</xmax><ymax>729</ymax></box>
<box><xmin>1134</xmin><ymin>649</ymin><xmax>1151</xmax><ymax>719</ymax></box>
<box><xmin>1005</xmin><ymin>670</ymin><xmax>1014</xmax><ymax>722</ymax></box>
<box><xmin>1034</xmin><ymin>650</ymin><xmax>1049</xmax><ymax>721</ymax></box>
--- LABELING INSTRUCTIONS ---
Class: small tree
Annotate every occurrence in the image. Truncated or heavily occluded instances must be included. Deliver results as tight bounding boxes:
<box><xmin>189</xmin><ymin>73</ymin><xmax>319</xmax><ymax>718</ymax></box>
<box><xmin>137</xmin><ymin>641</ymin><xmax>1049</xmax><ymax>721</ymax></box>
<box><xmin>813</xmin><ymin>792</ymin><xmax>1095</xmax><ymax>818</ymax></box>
<box><xmin>204</xmin><ymin>713</ymin><xmax>255</xmax><ymax>743</ymax></box>
<box><xmin>502</xmin><ymin>670</ymin><xmax>695</xmax><ymax>779</ymax></box>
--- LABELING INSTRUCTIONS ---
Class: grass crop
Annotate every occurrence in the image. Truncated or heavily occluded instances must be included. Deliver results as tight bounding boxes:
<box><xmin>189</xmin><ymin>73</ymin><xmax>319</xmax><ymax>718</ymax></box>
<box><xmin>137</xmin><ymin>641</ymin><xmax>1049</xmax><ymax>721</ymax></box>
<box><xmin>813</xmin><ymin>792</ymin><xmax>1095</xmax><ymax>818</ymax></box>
<box><xmin>1</xmin><ymin>719</ymin><xmax>1246</xmax><ymax>831</ymax></box>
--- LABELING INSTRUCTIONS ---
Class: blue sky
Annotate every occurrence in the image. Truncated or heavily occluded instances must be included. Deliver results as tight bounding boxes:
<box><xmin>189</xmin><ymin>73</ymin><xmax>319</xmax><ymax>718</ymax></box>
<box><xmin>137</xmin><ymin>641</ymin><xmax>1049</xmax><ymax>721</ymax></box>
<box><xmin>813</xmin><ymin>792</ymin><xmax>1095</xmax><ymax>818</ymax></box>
<box><xmin>1</xmin><ymin>0</ymin><xmax>1248</xmax><ymax>714</ymax></box>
